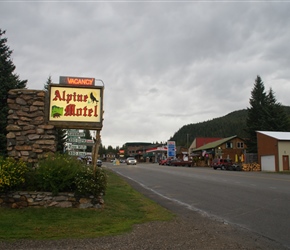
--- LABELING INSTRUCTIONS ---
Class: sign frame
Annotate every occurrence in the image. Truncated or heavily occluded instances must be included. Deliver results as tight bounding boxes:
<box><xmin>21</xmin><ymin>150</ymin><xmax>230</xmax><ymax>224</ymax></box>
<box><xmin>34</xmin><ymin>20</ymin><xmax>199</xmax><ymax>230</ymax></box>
<box><xmin>46</xmin><ymin>84</ymin><xmax>104</xmax><ymax>130</ymax></box>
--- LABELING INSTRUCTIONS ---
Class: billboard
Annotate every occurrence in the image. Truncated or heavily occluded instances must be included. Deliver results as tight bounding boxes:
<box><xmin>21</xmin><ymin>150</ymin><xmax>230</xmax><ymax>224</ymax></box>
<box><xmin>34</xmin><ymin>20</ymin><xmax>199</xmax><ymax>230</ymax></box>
<box><xmin>47</xmin><ymin>84</ymin><xmax>104</xmax><ymax>129</ymax></box>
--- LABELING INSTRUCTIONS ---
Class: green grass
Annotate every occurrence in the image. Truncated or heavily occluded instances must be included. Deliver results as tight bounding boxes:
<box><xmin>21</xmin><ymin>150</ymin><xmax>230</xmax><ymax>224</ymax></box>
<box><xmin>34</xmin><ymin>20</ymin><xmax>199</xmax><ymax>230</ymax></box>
<box><xmin>0</xmin><ymin>169</ymin><xmax>174</xmax><ymax>241</ymax></box>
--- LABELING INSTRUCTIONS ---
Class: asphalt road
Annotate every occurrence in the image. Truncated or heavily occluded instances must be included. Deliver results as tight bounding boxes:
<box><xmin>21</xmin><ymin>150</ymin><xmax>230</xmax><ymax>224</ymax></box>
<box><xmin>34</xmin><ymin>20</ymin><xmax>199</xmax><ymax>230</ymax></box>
<box><xmin>107</xmin><ymin>162</ymin><xmax>290</xmax><ymax>249</ymax></box>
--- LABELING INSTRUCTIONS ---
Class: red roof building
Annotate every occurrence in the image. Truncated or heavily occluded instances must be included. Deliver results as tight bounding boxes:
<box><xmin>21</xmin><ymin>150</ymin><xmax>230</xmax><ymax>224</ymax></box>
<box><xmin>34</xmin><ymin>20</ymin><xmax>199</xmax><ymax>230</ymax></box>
<box><xmin>189</xmin><ymin>137</ymin><xmax>222</xmax><ymax>154</ymax></box>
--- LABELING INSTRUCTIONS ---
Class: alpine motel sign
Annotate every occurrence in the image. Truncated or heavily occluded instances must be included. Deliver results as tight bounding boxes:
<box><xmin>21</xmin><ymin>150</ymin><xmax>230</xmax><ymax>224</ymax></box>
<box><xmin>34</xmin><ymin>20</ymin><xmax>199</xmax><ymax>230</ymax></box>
<box><xmin>47</xmin><ymin>76</ymin><xmax>104</xmax><ymax>130</ymax></box>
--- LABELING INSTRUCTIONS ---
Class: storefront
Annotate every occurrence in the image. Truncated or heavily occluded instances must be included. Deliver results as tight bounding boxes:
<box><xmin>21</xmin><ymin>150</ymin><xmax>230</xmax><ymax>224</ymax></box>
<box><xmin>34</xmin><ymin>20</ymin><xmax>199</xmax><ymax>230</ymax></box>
<box><xmin>145</xmin><ymin>146</ymin><xmax>168</xmax><ymax>163</ymax></box>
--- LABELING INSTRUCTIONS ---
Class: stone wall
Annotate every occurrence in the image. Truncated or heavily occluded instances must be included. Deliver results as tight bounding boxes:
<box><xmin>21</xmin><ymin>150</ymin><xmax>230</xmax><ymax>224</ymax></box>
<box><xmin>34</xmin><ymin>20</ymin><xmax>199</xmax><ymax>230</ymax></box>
<box><xmin>6</xmin><ymin>89</ymin><xmax>56</xmax><ymax>163</ymax></box>
<box><xmin>0</xmin><ymin>191</ymin><xmax>104</xmax><ymax>209</ymax></box>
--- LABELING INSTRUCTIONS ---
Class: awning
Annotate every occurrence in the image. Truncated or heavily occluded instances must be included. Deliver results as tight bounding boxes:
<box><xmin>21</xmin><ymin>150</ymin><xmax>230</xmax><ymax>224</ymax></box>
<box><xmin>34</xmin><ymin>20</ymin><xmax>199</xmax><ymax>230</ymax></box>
<box><xmin>143</xmin><ymin>152</ymin><xmax>155</xmax><ymax>157</ymax></box>
<box><xmin>146</xmin><ymin>146</ymin><xmax>167</xmax><ymax>153</ymax></box>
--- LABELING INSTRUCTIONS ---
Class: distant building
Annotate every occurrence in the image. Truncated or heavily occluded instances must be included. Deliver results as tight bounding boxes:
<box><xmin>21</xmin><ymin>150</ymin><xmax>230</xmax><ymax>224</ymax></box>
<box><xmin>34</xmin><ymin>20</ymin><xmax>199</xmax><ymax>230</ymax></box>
<box><xmin>124</xmin><ymin>142</ymin><xmax>153</xmax><ymax>161</ymax></box>
<box><xmin>189</xmin><ymin>137</ymin><xmax>222</xmax><ymax>155</ymax></box>
<box><xmin>190</xmin><ymin>135</ymin><xmax>246</xmax><ymax>165</ymax></box>
<box><xmin>257</xmin><ymin>131</ymin><xmax>290</xmax><ymax>172</ymax></box>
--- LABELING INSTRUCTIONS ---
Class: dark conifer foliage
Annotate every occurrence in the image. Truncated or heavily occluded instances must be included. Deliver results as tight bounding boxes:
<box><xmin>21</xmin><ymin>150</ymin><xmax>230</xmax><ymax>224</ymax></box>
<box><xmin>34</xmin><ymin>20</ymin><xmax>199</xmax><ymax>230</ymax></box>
<box><xmin>0</xmin><ymin>29</ymin><xmax>27</xmax><ymax>156</ymax></box>
<box><xmin>245</xmin><ymin>76</ymin><xmax>290</xmax><ymax>152</ymax></box>
<box><xmin>84</xmin><ymin>130</ymin><xmax>93</xmax><ymax>153</ymax></box>
<box><xmin>44</xmin><ymin>75</ymin><xmax>66</xmax><ymax>153</ymax></box>
<box><xmin>169</xmin><ymin>109</ymin><xmax>248</xmax><ymax>147</ymax></box>
<box><xmin>56</xmin><ymin>128</ymin><xmax>66</xmax><ymax>153</ymax></box>
<box><xmin>245</xmin><ymin>75</ymin><xmax>267</xmax><ymax>152</ymax></box>
<box><xmin>264</xmin><ymin>88</ymin><xmax>290</xmax><ymax>132</ymax></box>
<box><xmin>43</xmin><ymin>75</ymin><xmax>53</xmax><ymax>91</ymax></box>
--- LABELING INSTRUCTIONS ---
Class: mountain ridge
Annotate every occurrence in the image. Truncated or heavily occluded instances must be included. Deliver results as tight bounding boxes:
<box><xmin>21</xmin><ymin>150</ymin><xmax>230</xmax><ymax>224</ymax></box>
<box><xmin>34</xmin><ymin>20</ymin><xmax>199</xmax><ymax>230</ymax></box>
<box><xmin>169</xmin><ymin>106</ymin><xmax>290</xmax><ymax>147</ymax></box>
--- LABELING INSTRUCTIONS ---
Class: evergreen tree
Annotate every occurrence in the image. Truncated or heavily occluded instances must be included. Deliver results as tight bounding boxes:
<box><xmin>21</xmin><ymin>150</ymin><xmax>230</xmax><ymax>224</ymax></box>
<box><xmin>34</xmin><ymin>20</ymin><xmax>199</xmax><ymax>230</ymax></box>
<box><xmin>0</xmin><ymin>29</ymin><xmax>27</xmax><ymax>156</ymax></box>
<box><xmin>246</xmin><ymin>76</ymin><xmax>290</xmax><ymax>153</ymax></box>
<box><xmin>43</xmin><ymin>75</ymin><xmax>66</xmax><ymax>153</ymax></box>
<box><xmin>264</xmin><ymin>88</ymin><xmax>290</xmax><ymax>131</ymax></box>
<box><xmin>56</xmin><ymin>128</ymin><xmax>66</xmax><ymax>153</ymax></box>
<box><xmin>84</xmin><ymin>130</ymin><xmax>93</xmax><ymax>153</ymax></box>
<box><xmin>44</xmin><ymin>75</ymin><xmax>52</xmax><ymax>91</ymax></box>
<box><xmin>98</xmin><ymin>143</ymin><xmax>106</xmax><ymax>157</ymax></box>
<box><xmin>245</xmin><ymin>76</ymin><xmax>267</xmax><ymax>153</ymax></box>
<box><xmin>107</xmin><ymin>145</ymin><xmax>113</xmax><ymax>152</ymax></box>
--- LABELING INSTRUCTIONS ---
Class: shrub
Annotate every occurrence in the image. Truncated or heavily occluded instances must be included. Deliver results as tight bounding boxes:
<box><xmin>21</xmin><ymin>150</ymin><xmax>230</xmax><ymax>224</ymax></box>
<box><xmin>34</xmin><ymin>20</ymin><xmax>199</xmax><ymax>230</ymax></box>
<box><xmin>74</xmin><ymin>166</ymin><xmax>107</xmax><ymax>197</ymax></box>
<box><xmin>21</xmin><ymin>165</ymin><xmax>38</xmax><ymax>191</ymax></box>
<box><xmin>1</xmin><ymin>154</ymin><xmax>107</xmax><ymax>198</ymax></box>
<box><xmin>35</xmin><ymin>153</ymin><xmax>83</xmax><ymax>195</ymax></box>
<box><xmin>0</xmin><ymin>157</ymin><xmax>29</xmax><ymax>192</ymax></box>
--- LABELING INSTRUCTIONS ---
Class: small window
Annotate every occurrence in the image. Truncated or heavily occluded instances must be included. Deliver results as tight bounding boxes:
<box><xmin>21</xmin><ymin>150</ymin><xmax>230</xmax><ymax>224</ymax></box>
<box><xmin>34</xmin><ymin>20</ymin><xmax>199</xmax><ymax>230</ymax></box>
<box><xmin>237</xmin><ymin>142</ymin><xmax>244</xmax><ymax>148</ymax></box>
<box><xmin>226</xmin><ymin>142</ymin><xmax>233</xmax><ymax>148</ymax></box>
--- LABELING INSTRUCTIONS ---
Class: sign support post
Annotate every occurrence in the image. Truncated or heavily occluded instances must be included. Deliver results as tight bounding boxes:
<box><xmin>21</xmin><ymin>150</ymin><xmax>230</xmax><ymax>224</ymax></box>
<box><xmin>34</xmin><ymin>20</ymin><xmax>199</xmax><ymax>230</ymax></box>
<box><xmin>92</xmin><ymin>130</ymin><xmax>101</xmax><ymax>175</ymax></box>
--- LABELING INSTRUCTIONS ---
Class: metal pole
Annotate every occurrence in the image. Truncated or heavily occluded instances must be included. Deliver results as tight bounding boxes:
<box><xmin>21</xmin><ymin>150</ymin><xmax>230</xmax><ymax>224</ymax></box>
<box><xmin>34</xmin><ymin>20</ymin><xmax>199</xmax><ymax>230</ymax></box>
<box><xmin>92</xmin><ymin>78</ymin><xmax>104</xmax><ymax>174</ymax></box>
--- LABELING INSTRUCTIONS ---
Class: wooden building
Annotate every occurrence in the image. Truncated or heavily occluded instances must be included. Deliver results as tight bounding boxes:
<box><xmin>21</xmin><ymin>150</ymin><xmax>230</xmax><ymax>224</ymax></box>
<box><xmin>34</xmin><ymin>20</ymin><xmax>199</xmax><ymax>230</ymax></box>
<box><xmin>257</xmin><ymin>131</ymin><xmax>290</xmax><ymax>172</ymax></box>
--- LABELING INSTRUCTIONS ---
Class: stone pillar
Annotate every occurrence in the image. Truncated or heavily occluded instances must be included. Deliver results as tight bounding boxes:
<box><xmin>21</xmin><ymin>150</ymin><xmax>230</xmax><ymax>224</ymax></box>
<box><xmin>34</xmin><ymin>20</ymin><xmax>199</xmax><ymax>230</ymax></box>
<box><xmin>6</xmin><ymin>89</ymin><xmax>57</xmax><ymax>163</ymax></box>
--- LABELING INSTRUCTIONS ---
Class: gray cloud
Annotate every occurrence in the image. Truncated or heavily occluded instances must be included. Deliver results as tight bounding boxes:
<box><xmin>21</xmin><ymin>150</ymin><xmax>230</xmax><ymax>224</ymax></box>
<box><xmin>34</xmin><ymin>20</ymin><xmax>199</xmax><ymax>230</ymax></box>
<box><xmin>1</xmin><ymin>2</ymin><xmax>290</xmax><ymax>147</ymax></box>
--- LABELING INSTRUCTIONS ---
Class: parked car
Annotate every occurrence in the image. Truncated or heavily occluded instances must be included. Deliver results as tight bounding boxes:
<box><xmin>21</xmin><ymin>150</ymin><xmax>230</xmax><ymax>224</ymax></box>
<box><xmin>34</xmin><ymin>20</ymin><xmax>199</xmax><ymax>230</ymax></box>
<box><xmin>211</xmin><ymin>158</ymin><xmax>242</xmax><ymax>171</ymax></box>
<box><xmin>97</xmin><ymin>159</ymin><xmax>102</xmax><ymax>167</ymax></box>
<box><xmin>77</xmin><ymin>156</ymin><xmax>84</xmax><ymax>162</ymax></box>
<box><xmin>211</xmin><ymin>158</ymin><xmax>232</xmax><ymax>170</ymax></box>
<box><xmin>159</xmin><ymin>158</ymin><xmax>172</xmax><ymax>165</ymax></box>
<box><xmin>168</xmin><ymin>158</ymin><xmax>192</xmax><ymax>167</ymax></box>
<box><xmin>86</xmin><ymin>156</ymin><xmax>92</xmax><ymax>165</ymax></box>
<box><xmin>126</xmin><ymin>157</ymin><xmax>137</xmax><ymax>165</ymax></box>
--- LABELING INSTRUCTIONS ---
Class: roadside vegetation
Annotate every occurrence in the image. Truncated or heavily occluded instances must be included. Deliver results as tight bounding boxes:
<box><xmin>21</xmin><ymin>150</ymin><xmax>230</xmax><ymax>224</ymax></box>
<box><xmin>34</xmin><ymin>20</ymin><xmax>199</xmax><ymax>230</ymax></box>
<box><xmin>0</xmin><ymin>154</ymin><xmax>107</xmax><ymax>196</ymax></box>
<box><xmin>0</xmin><ymin>167</ymin><xmax>174</xmax><ymax>241</ymax></box>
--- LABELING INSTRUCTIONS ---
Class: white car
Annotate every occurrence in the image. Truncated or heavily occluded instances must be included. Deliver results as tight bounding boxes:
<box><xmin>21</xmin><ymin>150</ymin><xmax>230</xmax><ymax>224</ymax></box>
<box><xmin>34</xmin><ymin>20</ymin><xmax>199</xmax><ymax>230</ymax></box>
<box><xmin>126</xmin><ymin>157</ymin><xmax>137</xmax><ymax>165</ymax></box>
<box><xmin>97</xmin><ymin>159</ymin><xmax>102</xmax><ymax>167</ymax></box>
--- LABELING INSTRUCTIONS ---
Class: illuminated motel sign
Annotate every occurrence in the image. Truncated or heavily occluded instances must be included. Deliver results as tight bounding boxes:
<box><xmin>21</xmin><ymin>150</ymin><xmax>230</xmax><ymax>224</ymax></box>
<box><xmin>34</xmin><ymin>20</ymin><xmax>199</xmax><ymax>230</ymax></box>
<box><xmin>47</xmin><ymin>76</ymin><xmax>104</xmax><ymax>130</ymax></box>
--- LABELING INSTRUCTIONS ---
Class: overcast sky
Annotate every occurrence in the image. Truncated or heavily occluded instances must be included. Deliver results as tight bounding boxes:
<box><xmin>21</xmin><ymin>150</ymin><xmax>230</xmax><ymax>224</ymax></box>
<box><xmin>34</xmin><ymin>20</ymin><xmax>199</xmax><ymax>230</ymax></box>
<box><xmin>1</xmin><ymin>1</ymin><xmax>290</xmax><ymax>148</ymax></box>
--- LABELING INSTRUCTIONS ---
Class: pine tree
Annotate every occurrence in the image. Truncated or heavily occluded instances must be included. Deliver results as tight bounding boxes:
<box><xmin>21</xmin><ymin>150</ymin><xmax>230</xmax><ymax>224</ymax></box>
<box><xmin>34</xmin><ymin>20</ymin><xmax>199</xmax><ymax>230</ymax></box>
<box><xmin>44</xmin><ymin>75</ymin><xmax>52</xmax><ymax>91</ymax></box>
<box><xmin>246</xmin><ymin>76</ymin><xmax>290</xmax><ymax>153</ymax></box>
<box><xmin>56</xmin><ymin>128</ymin><xmax>66</xmax><ymax>153</ymax></box>
<box><xmin>0</xmin><ymin>29</ymin><xmax>27</xmax><ymax>156</ymax></box>
<box><xmin>84</xmin><ymin>130</ymin><xmax>93</xmax><ymax>153</ymax></box>
<box><xmin>264</xmin><ymin>88</ymin><xmax>290</xmax><ymax>131</ymax></box>
<box><xmin>245</xmin><ymin>76</ymin><xmax>267</xmax><ymax>153</ymax></box>
<box><xmin>44</xmin><ymin>75</ymin><xmax>66</xmax><ymax>153</ymax></box>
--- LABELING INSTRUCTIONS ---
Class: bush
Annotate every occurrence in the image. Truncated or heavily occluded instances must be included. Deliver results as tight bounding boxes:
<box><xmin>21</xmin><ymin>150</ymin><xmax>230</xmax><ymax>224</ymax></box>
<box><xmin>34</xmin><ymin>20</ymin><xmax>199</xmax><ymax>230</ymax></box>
<box><xmin>0</xmin><ymin>154</ymin><xmax>107</xmax><ymax>197</ymax></box>
<box><xmin>0</xmin><ymin>157</ymin><xmax>29</xmax><ymax>192</ymax></box>
<box><xmin>74</xmin><ymin>166</ymin><xmax>107</xmax><ymax>197</ymax></box>
<box><xmin>35</xmin><ymin>153</ymin><xmax>107</xmax><ymax>196</ymax></box>
<box><xmin>35</xmin><ymin>153</ymin><xmax>84</xmax><ymax>195</ymax></box>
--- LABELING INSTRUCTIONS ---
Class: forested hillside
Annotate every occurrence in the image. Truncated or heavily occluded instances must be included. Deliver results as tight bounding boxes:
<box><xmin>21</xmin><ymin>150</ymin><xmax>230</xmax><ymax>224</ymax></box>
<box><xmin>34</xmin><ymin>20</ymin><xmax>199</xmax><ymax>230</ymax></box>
<box><xmin>169</xmin><ymin>106</ymin><xmax>290</xmax><ymax>147</ymax></box>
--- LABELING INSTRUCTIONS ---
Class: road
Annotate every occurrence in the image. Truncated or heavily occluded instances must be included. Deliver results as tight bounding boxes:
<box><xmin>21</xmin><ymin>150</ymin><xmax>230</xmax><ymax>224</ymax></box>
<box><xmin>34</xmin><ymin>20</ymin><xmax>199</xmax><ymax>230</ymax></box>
<box><xmin>107</xmin><ymin>162</ymin><xmax>290</xmax><ymax>249</ymax></box>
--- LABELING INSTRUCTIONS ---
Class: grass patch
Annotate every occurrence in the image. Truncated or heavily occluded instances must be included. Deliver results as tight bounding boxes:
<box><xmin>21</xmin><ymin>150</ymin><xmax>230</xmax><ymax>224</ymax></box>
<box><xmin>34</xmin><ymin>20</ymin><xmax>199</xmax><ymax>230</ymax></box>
<box><xmin>0</xmin><ymin>169</ymin><xmax>174</xmax><ymax>241</ymax></box>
